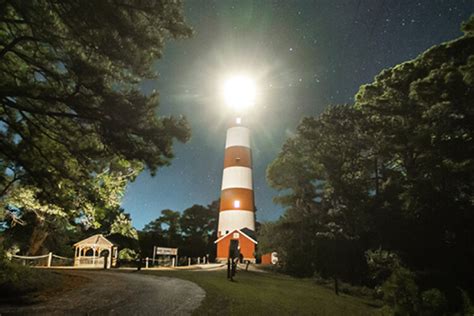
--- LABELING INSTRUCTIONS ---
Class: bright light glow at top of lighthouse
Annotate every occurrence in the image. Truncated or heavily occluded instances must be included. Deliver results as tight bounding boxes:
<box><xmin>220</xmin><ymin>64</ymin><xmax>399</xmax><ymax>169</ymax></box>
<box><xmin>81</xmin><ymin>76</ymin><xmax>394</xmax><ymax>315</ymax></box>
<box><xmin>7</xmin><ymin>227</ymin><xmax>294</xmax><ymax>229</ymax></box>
<box><xmin>222</xmin><ymin>75</ymin><xmax>256</xmax><ymax>112</ymax></box>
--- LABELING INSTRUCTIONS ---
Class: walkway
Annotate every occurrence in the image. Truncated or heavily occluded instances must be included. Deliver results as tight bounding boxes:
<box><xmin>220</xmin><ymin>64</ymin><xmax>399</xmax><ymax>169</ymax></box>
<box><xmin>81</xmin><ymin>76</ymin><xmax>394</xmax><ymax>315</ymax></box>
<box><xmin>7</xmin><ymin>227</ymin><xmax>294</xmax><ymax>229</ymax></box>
<box><xmin>0</xmin><ymin>270</ymin><xmax>205</xmax><ymax>315</ymax></box>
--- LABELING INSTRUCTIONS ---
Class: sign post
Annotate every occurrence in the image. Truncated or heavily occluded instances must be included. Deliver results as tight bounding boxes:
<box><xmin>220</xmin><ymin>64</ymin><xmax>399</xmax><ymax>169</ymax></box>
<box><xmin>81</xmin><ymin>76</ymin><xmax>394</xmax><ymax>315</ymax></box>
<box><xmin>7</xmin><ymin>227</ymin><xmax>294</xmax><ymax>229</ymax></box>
<box><xmin>154</xmin><ymin>246</ymin><xmax>178</xmax><ymax>267</ymax></box>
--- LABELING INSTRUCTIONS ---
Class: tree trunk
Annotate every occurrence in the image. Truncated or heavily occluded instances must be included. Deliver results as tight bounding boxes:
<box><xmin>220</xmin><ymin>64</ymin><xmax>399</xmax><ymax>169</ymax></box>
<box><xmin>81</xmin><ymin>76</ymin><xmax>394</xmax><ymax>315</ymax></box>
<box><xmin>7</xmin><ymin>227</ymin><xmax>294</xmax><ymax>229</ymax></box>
<box><xmin>334</xmin><ymin>277</ymin><xmax>339</xmax><ymax>296</ymax></box>
<box><xmin>27</xmin><ymin>217</ymin><xmax>49</xmax><ymax>255</ymax></box>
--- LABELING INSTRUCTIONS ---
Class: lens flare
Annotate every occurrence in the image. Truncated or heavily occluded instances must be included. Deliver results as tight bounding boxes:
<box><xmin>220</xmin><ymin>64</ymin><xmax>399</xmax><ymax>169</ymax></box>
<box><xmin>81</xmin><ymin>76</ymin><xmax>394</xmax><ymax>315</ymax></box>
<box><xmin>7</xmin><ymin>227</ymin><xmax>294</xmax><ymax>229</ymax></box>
<box><xmin>223</xmin><ymin>75</ymin><xmax>256</xmax><ymax>112</ymax></box>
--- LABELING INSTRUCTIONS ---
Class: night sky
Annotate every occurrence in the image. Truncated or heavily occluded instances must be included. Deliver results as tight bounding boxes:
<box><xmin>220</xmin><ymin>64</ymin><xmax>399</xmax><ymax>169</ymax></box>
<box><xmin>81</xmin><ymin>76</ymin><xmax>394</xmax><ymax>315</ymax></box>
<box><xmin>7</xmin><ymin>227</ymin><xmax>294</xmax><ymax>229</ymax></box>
<box><xmin>121</xmin><ymin>0</ymin><xmax>474</xmax><ymax>229</ymax></box>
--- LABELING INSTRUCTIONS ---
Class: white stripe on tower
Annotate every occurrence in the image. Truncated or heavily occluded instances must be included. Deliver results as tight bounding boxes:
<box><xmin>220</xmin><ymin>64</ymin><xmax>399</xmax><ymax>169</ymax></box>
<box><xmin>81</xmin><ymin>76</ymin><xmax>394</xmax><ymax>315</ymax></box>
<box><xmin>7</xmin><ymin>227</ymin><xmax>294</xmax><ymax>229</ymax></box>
<box><xmin>221</xmin><ymin>167</ymin><xmax>253</xmax><ymax>190</ymax></box>
<box><xmin>225</xmin><ymin>126</ymin><xmax>250</xmax><ymax>148</ymax></box>
<box><xmin>218</xmin><ymin>210</ymin><xmax>255</xmax><ymax>233</ymax></box>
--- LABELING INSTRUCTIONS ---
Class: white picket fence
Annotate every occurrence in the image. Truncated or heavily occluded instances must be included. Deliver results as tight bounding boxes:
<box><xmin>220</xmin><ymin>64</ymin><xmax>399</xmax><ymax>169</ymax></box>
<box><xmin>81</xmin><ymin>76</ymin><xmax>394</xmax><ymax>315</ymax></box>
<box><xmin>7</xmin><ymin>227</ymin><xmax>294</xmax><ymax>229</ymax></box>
<box><xmin>144</xmin><ymin>255</ymin><xmax>209</xmax><ymax>268</ymax></box>
<box><xmin>10</xmin><ymin>252</ymin><xmax>74</xmax><ymax>267</ymax></box>
<box><xmin>10</xmin><ymin>253</ymin><xmax>210</xmax><ymax>269</ymax></box>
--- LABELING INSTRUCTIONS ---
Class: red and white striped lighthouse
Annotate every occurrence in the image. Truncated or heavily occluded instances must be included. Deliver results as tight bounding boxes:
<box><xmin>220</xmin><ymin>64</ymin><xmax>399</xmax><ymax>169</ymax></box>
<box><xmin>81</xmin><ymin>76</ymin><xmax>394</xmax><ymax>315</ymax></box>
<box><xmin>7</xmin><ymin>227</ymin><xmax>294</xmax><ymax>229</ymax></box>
<box><xmin>214</xmin><ymin>75</ymin><xmax>258</xmax><ymax>262</ymax></box>
<box><xmin>215</xmin><ymin>116</ymin><xmax>257</xmax><ymax>262</ymax></box>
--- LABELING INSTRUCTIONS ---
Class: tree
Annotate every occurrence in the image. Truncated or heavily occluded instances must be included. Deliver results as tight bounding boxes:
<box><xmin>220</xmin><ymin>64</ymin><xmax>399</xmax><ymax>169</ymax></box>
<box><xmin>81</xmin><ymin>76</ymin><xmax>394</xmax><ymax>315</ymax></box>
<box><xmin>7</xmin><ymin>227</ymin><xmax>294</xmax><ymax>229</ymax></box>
<box><xmin>151</xmin><ymin>209</ymin><xmax>182</xmax><ymax>248</ymax></box>
<box><xmin>2</xmin><ymin>185</ymin><xmax>67</xmax><ymax>254</ymax></box>
<box><xmin>180</xmin><ymin>204</ymin><xmax>216</xmax><ymax>258</ymax></box>
<box><xmin>265</xmin><ymin>105</ymin><xmax>372</xmax><ymax>283</ymax></box>
<box><xmin>1</xmin><ymin>159</ymin><xmax>141</xmax><ymax>254</ymax></box>
<box><xmin>355</xmin><ymin>15</ymin><xmax>474</xmax><ymax>288</ymax></box>
<box><xmin>138</xmin><ymin>200</ymin><xmax>220</xmax><ymax>259</ymax></box>
<box><xmin>0</xmin><ymin>0</ymin><xmax>192</xmax><ymax>218</ymax></box>
<box><xmin>206</xmin><ymin>199</ymin><xmax>220</xmax><ymax>261</ymax></box>
<box><xmin>262</xmin><ymin>16</ymin><xmax>474</xmax><ymax>307</ymax></box>
<box><xmin>138</xmin><ymin>218</ymin><xmax>165</xmax><ymax>258</ymax></box>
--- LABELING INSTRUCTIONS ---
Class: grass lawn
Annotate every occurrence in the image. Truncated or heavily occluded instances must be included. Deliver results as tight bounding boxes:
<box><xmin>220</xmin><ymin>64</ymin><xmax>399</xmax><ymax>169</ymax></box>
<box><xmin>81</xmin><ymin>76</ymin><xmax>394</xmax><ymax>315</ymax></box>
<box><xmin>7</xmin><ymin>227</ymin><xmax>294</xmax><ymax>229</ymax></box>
<box><xmin>143</xmin><ymin>269</ymin><xmax>382</xmax><ymax>315</ymax></box>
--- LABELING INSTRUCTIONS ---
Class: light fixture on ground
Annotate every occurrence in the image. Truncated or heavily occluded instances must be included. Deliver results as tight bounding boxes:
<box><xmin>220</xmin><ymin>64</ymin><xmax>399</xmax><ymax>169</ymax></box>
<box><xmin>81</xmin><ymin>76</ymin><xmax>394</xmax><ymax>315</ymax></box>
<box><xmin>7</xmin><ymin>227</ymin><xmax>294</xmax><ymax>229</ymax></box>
<box><xmin>215</xmin><ymin>74</ymin><xmax>258</xmax><ymax>263</ymax></box>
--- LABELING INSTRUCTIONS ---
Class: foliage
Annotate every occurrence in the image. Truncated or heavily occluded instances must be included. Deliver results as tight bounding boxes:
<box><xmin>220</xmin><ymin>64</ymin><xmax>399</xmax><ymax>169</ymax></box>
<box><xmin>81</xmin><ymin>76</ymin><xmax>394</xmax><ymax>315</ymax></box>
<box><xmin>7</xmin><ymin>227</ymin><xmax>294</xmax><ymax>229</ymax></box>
<box><xmin>458</xmin><ymin>288</ymin><xmax>474</xmax><ymax>316</ymax></box>
<box><xmin>420</xmin><ymin>288</ymin><xmax>447</xmax><ymax>316</ymax></box>
<box><xmin>0</xmin><ymin>247</ymin><xmax>61</xmax><ymax>300</ymax></box>
<box><xmin>0</xmin><ymin>1</ymin><xmax>190</xmax><ymax>208</ymax></box>
<box><xmin>118</xmin><ymin>248</ymin><xmax>138</xmax><ymax>260</ymax></box>
<box><xmin>261</xmin><ymin>15</ymin><xmax>474</xmax><ymax>313</ymax></box>
<box><xmin>313</xmin><ymin>272</ymin><xmax>376</xmax><ymax>300</ymax></box>
<box><xmin>138</xmin><ymin>200</ymin><xmax>219</xmax><ymax>259</ymax></box>
<box><xmin>4</xmin><ymin>186</ymin><xmax>66</xmax><ymax>219</ymax></box>
<box><xmin>146</xmin><ymin>209</ymin><xmax>182</xmax><ymax>248</ymax></box>
<box><xmin>2</xmin><ymin>211</ymin><xmax>75</xmax><ymax>255</ymax></box>
<box><xmin>381</xmin><ymin>267</ymin><xmax>419</xmax><ymax>315</ymax></box>
<box><xmin>1</xmin><ymin>0</ymin><xmax>192</xmax><ymax>254</ymax></box>
<box><xmin>365</xmin><ymin>249</ymin><xmax>401</xmax><ymax>286</ymax></box>
<box><xmin>110</xmin><ymin>213</ymin><xmax>138</xmax><ymax>240</ymax></box>
<box><xmin>0</xmin><ymin>0</ymin><xmax>192</xmax><ymax>221</ymax></box>
<box><xmin>180</xmin><ymin>204</ymin><xmax>217</xmax><ymax>258</ymax></box>
<box><xmin>263</xmin><ymin>104</ymin><xmax>371</xmax><ymax>280</ymax></box>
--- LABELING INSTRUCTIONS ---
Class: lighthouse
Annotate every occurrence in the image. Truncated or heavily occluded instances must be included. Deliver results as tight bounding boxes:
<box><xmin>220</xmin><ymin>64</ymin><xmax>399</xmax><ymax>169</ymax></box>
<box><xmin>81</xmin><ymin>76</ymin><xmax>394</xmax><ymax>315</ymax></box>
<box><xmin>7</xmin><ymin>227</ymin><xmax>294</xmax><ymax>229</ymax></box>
<box><xmin>215</xmin><ymin>76</ymin><xmax>258</xmax><ymax>263</ymax></box>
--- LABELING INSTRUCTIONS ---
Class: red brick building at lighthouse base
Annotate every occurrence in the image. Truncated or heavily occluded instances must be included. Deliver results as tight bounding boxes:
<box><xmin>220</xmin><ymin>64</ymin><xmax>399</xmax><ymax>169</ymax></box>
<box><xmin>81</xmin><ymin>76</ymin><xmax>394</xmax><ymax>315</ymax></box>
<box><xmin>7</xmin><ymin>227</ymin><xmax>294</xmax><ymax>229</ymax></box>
<box><xmin>215</xmin><ymin>117</ymin><xmax>257</xmax><ymax>262</ymax></box>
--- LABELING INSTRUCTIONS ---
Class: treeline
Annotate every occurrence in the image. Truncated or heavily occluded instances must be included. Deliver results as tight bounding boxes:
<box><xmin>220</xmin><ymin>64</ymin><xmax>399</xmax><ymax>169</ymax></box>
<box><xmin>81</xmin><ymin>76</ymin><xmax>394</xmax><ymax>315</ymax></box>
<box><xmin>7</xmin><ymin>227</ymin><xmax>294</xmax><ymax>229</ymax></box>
<box><xmin>259</xmin><ymin>17</ymin><xmax>474</xmax><ymax>314</ymax></box>
<box><xmin>2</xmin><ymin>206</ymin><xmax>139</xmax><ymax>258</ymax></box>
<box><xmin>1</xmin><ymin>200</ymin><xmax>221</xmax><ymax>261</ymax></box>
<box><xmin>138</xmin><ymin>201</ymin><xmax>219</xmax><ymax>260</ymax></box>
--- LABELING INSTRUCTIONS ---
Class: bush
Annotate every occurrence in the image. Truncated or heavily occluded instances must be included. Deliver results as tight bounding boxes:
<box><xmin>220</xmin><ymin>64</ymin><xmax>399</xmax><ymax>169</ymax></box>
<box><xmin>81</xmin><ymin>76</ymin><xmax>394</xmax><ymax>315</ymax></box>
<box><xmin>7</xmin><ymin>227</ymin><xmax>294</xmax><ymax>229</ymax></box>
<box><xmin>313</xmin><ymin>272</ymin><xmax>333</xmax><ymax>287</ymax></box>
<box><xmin>118</xmin><ymin>248</ymin><xmax>138</xmax><ymax>260</ymax></box>
<box><xmin>0</xmin><ymin>249</ymin><xmax>61</xmax><ymax>301</ymax></box>
<box><xmin>420</xmin><ymin>288</ymin><xmax>447</xmax><ymax>316</ymax></box>
<box><xmin>459</xmin><ymin>288</ymin><xmax>474</xmax><ymax>316</ymax></box>
<box><xmin>339</xmin><ymin>283</ymin><xmax>375</xmax><ymax>299</ymax></box>
<box><xmin>366</xmin><ymin>248</ymin><xmax>401</xmax><ymax>286</ymax></box>
<box><xmin>381</xmin><ymin>267</ymin><xmax>419</xmax><ymax>315</ymax></box>
<box><xmin>312</xmin><ymin>272</ymin><xmax>377</xmax><ymax>300</ymax></box>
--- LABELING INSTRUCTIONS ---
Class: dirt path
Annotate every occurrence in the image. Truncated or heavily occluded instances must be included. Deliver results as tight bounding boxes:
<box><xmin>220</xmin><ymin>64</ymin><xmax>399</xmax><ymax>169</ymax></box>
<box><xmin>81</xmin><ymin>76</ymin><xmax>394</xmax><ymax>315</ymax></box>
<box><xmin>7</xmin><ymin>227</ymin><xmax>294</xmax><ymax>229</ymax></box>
<box><xmin>0</xmin><ymin>270</ymin><xmax>205</xmax><ymax>315</ymax></box>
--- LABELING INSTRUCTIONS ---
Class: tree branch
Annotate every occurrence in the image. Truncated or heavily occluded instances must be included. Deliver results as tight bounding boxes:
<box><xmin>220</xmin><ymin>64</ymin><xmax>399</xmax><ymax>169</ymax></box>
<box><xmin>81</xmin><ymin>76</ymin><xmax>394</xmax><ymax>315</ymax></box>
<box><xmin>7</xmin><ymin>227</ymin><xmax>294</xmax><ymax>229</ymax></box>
<box><xmin>2</xmin><ymin>97</ymin><xmax>97</xmax><ymax>121</ymax></box>
<box><xmin>0</xmin><ymin>173</ymin><xmax>22</xmax><ymax>197</ymax></box>
<box><xmin>0</xmin><ymin>36</ymin><xmax>37</xmax><ymax>59</ymax></box>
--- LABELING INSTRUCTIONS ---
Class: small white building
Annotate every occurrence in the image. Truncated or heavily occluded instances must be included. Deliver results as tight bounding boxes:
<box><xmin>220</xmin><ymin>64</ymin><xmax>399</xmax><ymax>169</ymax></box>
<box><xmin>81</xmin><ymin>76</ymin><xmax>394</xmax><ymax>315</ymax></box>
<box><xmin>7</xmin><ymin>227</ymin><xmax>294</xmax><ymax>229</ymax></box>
<box><xmin>73</xmin><ymin>234</ymin><xmax>118</xmax><ymax>269</ymax></box>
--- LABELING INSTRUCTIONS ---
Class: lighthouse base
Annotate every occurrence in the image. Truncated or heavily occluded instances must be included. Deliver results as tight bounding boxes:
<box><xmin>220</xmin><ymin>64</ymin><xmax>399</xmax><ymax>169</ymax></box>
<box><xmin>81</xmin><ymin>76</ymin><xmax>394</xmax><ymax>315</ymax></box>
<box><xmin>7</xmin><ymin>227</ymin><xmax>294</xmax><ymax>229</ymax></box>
<box><xmin>214</xmin><ymin>228</ymin><xmax>257</xmax><ymax>263</ymax></box>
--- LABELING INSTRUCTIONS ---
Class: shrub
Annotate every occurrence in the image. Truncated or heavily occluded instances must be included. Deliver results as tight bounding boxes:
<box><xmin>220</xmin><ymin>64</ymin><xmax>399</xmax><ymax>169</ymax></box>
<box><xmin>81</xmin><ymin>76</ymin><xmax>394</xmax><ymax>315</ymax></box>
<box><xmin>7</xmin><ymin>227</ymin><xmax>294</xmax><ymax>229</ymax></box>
<box><xmin>118</xmin><ymin>248</ymin><xmax>138</xmax><ymax>260</ymax></box>
<box><xmin>381</xmin><ymin>266</ymin><xmax>419</xmax><ymax>315</ymax></box>
<box><xmin>366</xmin><ymin>248</ymin><xmax>401</xmax><ymax>286</ymax></box>
<box><xmin>313</xmin><ymin>271</ymin><xmax>332</xmax><ymax>287</ymax></box>
<box><xmin>0</xmin><ymin>248</ymin><xmax>61</xmax><ymax>301</ymax></box>
<box><xmin>0</xmin><ymin>262</ymin><xmax>37</xmax><ymax>297</ymax></box>
<box><xmin>339</xmin><ymin>283</ymin><xmax>375</xmax><ymax>299</ymax></box>
<box><xmin>459</xmin><ymin>288</ymin><xmax>474</xmax><ymax>316</ymax></box>
<box><xmin>420</xmin><ymin>288</ymin><xmax>447</xmax><ymax>316</ymax></box>
<box><xmin>312</xmin><ymin>271</ymin><xmax>377</xmax><ymax>300</ymax></box>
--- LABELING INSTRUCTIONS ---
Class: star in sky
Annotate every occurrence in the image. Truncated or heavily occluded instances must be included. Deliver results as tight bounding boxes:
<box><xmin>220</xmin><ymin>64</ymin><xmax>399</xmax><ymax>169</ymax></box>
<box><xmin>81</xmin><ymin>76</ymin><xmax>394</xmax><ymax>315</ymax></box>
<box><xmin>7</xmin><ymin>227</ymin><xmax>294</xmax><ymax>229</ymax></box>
<box><xmin>122</xmin><ymin>0</ymin><xmax>474</xmax><ymax>229</ymax></box>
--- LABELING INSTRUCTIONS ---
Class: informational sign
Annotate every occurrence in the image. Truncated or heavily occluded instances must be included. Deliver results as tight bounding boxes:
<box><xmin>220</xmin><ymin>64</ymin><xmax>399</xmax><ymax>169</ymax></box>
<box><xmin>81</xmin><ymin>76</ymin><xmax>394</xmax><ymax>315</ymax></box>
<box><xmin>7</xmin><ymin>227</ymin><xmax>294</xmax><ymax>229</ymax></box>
<box><xmin>155</xmin><ymin>247</ymin><xmax>178</xmax><ymax>256</ymax></box>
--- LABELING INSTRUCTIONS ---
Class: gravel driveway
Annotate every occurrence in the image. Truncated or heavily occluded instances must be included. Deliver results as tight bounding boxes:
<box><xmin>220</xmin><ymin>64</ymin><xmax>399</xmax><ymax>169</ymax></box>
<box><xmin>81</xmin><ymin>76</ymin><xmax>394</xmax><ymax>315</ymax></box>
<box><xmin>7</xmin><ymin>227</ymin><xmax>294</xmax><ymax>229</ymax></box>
<box><xmin>0</xmin><ymin>270</ymin><xmax>205</xmax><ymax>315</ymax></box>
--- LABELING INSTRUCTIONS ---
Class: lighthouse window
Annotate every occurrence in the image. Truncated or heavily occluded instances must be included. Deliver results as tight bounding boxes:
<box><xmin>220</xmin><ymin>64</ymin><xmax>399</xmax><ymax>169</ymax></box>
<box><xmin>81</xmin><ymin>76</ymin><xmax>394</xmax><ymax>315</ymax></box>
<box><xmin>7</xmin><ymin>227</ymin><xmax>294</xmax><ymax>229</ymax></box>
<box><xmin>234</xmin><ymin>200</ymin><xmax>240</xmax><ymax>208</ymax></box>
<box><xmin>236</xmin><ymin>117</ymin><xmax>242</xmax><ymax>125</ymax></box>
